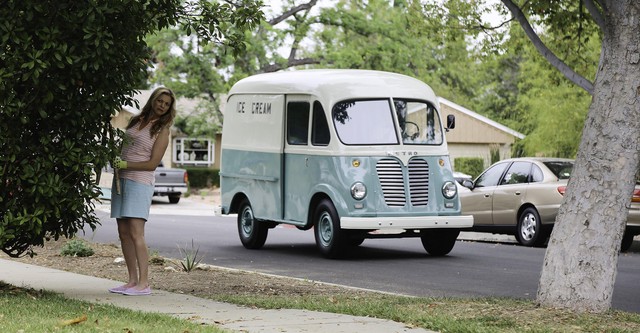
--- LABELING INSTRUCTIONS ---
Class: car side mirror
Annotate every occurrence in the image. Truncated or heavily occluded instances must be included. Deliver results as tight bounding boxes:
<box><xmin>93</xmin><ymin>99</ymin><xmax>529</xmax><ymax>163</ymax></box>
<box><xmin>462</xmin><ymin>179</ymin><xmax>474</xmax><ymax>189</ymax></box>
<box><xmin>446</xmin><ymin>114</ymin><xmax>455</xmax><ymax>130</ymax></box>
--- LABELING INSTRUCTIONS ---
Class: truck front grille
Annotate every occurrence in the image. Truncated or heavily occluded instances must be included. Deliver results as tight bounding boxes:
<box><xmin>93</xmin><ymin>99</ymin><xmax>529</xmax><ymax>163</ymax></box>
<box><xmin>376</xmin><ymin>159</ymin><xmax>406</xmax><ymax>207</ymax></box>
<box><xmin>376</xmin><ymin>158</ymin><xmax>430</xmax><ymax>207</ymax></box>
<box><xmin>408</xmin><ymin>159</ymin><xmax>429</xmax><ymax>206</ymax></box>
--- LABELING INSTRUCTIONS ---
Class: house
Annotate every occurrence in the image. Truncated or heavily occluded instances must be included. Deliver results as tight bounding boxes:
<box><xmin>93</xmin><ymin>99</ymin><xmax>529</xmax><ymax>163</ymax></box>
<box><xmin>440</xmin><ymin>97</ymin><xmax>525</xmax><ymax>169</ymax></box>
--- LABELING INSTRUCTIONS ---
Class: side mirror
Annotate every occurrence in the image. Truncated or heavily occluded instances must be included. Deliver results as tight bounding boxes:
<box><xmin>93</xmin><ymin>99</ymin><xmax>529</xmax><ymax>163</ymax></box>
<box><xmin>446</xmin><ymin>114</ymin><xmax>455</xmax><ymax>130</ymax></box>
<box><xmin>462</xmin><ymin>179</ymin><xmax>474</xmax><ymax>189</ymax></box>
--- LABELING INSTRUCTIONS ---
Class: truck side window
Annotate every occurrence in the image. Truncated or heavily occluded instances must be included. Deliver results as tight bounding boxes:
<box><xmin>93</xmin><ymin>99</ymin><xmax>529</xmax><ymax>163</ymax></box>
<box><xmin>311</xmin><ymin>101</ymin><xmax>330</xmax><ymax>146</ymax></box>
<box><xmin>287</xmin><ymin>102</ymin><xmax>310</xmax><ymax>145</ymax></box>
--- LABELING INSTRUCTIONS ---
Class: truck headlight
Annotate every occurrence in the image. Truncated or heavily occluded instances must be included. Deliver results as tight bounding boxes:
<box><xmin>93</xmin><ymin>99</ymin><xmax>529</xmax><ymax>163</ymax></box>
<box><xmin>442</xmin><ymin>181</ymin><xmax>457</xmax><ymax>199</ymax></box>
<box><xmin>350</xmin><ymin>182</ymin><xmax>367</xmax><ymax>200</ymax></box>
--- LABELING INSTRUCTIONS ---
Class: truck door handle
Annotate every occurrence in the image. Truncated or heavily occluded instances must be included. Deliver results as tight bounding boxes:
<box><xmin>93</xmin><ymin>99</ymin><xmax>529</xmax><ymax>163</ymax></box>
<box><xmin>515</xmin><ymin>191</ymin><xmax>521</xmax><ymax>195</ymax></box>
<box><xmin>159</xmin><ymin>173</ymin><xmax>167</xmax><ymax>176</ymax></box>
<box><xmin>484</xmin><ymin>194</ymin><xmax>490</xmax><ymax>198</ymax></box>
<box><xmin>305</xmin><ymin>157</ymin><xmax>309</xmax><ymax>167</ymax></box>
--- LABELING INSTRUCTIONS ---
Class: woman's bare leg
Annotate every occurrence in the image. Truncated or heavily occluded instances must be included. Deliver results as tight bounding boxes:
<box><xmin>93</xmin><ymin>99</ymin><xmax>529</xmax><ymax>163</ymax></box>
<box><xmin>128</xmin><ymin>218</ymin><xmax>149</xmax><ymax>290</ymax></box>
<box><xmin>117</xmin><ymin>218</ymin><xmax>138</xmax><ymax>288</ymax></box>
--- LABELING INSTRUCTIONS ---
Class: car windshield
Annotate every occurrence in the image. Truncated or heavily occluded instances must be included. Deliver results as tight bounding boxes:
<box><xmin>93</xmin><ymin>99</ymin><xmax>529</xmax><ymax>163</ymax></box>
<box><xmin>332</xmin><ymin>99</ymin><xmax>443</xmax><ymax>145</ymax></box>
<box><xmin>543</xmin><ymin>161</ymin><xmax>574</xmax><ymax>179</ymax></box>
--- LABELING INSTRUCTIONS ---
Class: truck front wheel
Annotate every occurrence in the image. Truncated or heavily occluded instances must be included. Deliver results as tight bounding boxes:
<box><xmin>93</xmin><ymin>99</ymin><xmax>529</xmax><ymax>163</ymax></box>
<box><xmin>313</xmin><ymin>199</ymin><xmax>347</xmax><ymax>259</ymax></box>
<box><xmin>237</xmin><ymin>198</ymin><xmax>268</xmax><ymax>249</ymax></box>
<box><xmin>420</xmin><ymin>229</ymin><xmax>459</xmax><ymax>256</ymax></box>
<box><xmin>168</xmin><ymin>195</ymin><xmax>180</xmax><ymax>204</ymax></box>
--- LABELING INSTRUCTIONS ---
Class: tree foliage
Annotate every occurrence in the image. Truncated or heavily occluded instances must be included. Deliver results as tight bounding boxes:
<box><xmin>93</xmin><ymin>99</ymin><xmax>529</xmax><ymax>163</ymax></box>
<box><xmin>313</xmin><ymin>0</ymin><xmax>483</xmax><ymax>102</ymax></box>
<box><xmin>476</xmin><ymin>23</ymin><xmax>597</xmax><ymax>157</ymax></box>
<box><xmin>0</xmin><ymin>0</ymin><xmax>263</xmax><ymax>257</ymax></box>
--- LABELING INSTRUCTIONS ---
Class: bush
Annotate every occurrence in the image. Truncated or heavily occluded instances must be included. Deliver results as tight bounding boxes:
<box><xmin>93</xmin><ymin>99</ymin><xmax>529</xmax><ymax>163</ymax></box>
<box><xmin>0</xmin><ymin>1</ymin><xmax>173</xmax><ymax>258</ymax></box>
<box><xmin>186</xmin><ymin>168</ymin><xmax>220</xmax><ymax>189</ymax></box>
<box><xmin>60</xmin><ymin>239</ymin><xmax>94</xmax><ymax>257</ymax></box>
<box><xmin>454</xmin><ymin>157</ymin><xmax>485</xmax><ymax>179</ymax></box>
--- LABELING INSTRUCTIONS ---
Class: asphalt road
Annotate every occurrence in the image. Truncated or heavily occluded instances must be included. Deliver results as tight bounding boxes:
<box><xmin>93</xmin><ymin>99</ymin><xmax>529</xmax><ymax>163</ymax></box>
<box><xmin>89</xmin><ymin>197</ymin><xmax>640</xmax><ymax>313</ymax></box>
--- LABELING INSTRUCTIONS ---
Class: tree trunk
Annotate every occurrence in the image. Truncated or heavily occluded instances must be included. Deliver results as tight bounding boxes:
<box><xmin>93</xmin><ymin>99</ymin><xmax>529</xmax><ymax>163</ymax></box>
<box><xmin>537</xmin><ymin>1</ymin><xmax>640</xmax><ymax>312</ymax></box>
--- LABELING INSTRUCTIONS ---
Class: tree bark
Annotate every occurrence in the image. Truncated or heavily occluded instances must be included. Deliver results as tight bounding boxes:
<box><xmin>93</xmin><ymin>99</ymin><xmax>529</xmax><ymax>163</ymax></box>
<box><xmin>537</xmin><ymin>0</ymin><xmax>640</xmax><ymax>312</ymax></box>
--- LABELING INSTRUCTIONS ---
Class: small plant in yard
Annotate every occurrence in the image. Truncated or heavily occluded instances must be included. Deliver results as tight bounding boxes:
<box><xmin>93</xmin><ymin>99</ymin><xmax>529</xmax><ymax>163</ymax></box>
<box><xmin>175</xmin><ymin>239</ymin><xmax>203</xmax><ymax>272</ymax></box>
<box><xmin>148</xmin><ymin>249</ymin><xmax>165</xmax><ymax>265</ymax></box>
<box><xmin>60</xmin><ymin>239</ymin><xmax>94</xmax><ymax>257</ymax></box>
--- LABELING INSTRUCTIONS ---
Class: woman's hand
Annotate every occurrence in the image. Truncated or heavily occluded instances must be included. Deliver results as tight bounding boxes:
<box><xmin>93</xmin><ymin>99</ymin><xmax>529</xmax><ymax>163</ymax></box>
<box><xmin>114</xmin><ymin>157</ymin><xmax>128</xmax><ymax>169</ymax></box>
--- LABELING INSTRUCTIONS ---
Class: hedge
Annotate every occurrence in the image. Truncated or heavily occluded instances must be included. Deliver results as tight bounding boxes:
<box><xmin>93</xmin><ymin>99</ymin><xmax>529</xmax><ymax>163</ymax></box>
<box><xmin>454</xmin><ymin>157</ymin><xmax>485</xmax><ymax>179</ymax></box>
<box><xmin>186</xmin><ymin>168</ymin><xmax>220</xmax><ymax>189</ymax></box>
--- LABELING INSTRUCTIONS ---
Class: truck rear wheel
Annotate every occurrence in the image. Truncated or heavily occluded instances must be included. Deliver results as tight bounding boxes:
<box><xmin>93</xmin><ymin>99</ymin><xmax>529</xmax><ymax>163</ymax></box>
<box><xmin>237</xmin><ymin>198</ymin><xmax>268</xmax><ymax>249</ymax></box>
<box><xmin>314</xmin><ymin>199</ymin><xmax>347</xmax><ymax>259</ymax></box>
<box><xmin>420</xmin><ymin>229</ymin><xmax>459</xmax><ymax>256</ymax></box>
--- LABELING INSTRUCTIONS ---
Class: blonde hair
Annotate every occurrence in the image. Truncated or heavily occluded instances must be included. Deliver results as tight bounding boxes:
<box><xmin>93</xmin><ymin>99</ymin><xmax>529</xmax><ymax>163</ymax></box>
<box><xmin>128</xmin><ymin>87</ymin><xmax>176</xmax><ymax>137</ymax></box>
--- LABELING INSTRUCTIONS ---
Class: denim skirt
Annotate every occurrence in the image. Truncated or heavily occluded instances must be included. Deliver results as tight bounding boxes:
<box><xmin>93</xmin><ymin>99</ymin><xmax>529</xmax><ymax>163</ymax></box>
<box><xmin>110</xmin><ymin>178</ymin><xmax>154</xmax><ymax>220</ymax></box>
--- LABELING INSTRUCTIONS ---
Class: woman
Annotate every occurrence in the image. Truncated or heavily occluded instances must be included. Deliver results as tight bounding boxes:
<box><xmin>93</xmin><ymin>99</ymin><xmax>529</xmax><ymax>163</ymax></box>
<box><xmin>109</xmin><ymin>87</ymin><xmax>176</xmax><ymax>296</ymax></box>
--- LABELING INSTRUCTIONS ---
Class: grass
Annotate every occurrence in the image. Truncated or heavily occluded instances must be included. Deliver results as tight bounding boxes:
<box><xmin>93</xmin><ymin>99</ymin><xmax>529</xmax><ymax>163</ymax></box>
<box><xmin>0</xmin><ymin>282</ymin><xmax>227</xmax><ymax>333</ymax></box>
<box><xmin>214</xmin><ymin>293</ymin><xmax>640</xmax><ymax>333</ymax></box>
<box><xmin>4</xmin><ymin>281</ymin><xmax>640</xmax><ymax>333</ymax></box>
<box><xmin>6</xmin><ymin>284</ymin><xmax>639</xmax><ymax>333</ymax></box>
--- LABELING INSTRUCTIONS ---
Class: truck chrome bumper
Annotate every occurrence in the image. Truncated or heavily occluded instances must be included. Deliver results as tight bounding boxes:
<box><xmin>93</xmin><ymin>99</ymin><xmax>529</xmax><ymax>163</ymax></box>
<box><xmin>154</xmin><ymin>186</ymin><xmax>188</xmax><ymax>194</ymax></box>
<box><xmin>340</xmin><ymin>215</ymin><xmax>473</xmax><ymax>229</ymax></box>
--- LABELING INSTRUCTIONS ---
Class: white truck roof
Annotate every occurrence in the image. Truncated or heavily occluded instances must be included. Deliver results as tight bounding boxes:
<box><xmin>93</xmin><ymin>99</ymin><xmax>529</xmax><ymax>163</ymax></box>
<box><xmin>227</xmin><ymin>69</ymin><xmax>438</xmax><ymax>106</ymax></box>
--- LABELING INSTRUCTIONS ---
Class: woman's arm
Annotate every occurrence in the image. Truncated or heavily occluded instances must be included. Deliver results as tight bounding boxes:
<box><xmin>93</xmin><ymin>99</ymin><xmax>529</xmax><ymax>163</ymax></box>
<box><xmin>124</xmin><ymin>127</ymin><xmax>170</xmax><ymax>171</ymax></box>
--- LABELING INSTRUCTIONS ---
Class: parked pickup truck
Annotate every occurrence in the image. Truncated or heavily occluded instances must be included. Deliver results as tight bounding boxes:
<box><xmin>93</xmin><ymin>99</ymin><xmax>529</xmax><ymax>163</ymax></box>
<box><xmin>154</xmin><ymin>162</ymin><xmax>188</xmax><ymax>204</ymax></box>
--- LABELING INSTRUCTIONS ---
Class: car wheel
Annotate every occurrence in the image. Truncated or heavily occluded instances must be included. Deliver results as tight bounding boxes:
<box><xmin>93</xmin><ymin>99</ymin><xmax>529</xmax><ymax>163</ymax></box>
<box><xmin>516</xmin><ymin>207</ymin><xmax>547</xmax><ymax>247</ymax></box>
<box><xmin>420</xmin><ymin>229</ymin><xmax>460</xmax><ymax>256</ymax></box>
<box><xmin>621</xmin><ymin>232</ymin><xmax>635</xmax><ymax>252</ymax></box>
<box><xmin>313</xmin><ymin>199</ymin><xmax>347</xmax><ymax>259</ymax></box>
<box><xmin>237</xmin><ymin>198</ymin><xmax>268</xmax><ymax>249</ymax></box>
<box><xmin>168</xmin><ymin>195</ymin><xmax>180</xmax><ymax>204</ymax></box>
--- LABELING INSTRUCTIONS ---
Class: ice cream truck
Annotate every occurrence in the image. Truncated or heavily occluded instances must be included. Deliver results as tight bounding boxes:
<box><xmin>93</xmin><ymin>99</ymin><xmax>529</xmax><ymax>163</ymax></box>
<box><xmin>219</xmin><ymin>69</ymin><xmax>473</xmax><ymax>258</ymax></box>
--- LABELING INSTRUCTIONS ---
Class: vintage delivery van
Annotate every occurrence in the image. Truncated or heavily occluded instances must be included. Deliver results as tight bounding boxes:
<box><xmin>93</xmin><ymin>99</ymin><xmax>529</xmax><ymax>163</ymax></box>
<box><xmin>220</xmin><ymin>69</ymin><xmax>473</xmax><ymax>258</ymax></box>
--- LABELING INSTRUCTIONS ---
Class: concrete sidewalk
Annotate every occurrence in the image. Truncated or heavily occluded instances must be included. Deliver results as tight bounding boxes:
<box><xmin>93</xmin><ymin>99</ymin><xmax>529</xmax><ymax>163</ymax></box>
<box><xmin>0</xmin><ymin>258</ymin><xmax>435</xmax><ymax>333</ymax></box>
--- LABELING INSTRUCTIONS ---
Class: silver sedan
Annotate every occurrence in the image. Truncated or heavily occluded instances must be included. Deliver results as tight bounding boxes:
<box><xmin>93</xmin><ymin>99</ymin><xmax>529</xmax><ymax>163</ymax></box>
<box><xmin>459</xmin><ymin>157</ymin><xmax>640</xmax><ymax>250</ymax></box>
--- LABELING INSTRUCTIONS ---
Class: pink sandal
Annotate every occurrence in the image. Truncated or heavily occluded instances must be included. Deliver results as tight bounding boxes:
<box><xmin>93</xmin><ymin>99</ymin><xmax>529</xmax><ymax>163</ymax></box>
<box><xmin>122</xmin><ymin>286</ymin><xmax>151</xmax><ymax>296</ymax></box>
<box><xmin>108</xmin><ymin>285</ymin><xmax>130</xmax><ymax>294</ymax></box>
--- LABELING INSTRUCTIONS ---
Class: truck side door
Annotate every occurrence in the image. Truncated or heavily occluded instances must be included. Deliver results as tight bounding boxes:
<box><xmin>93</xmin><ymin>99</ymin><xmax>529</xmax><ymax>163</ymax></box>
<box><xmin>283</xmin><ymin>96</ymin><xmax>312</xmax><ymax>223</ymax></box>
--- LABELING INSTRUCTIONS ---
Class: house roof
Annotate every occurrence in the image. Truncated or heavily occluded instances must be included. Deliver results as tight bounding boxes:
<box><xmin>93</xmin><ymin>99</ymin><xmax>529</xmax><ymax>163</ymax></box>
<box><xmin>439</xmin><ymin>97</ymin><xmax>525</xmax><ymax>144</ymax></box>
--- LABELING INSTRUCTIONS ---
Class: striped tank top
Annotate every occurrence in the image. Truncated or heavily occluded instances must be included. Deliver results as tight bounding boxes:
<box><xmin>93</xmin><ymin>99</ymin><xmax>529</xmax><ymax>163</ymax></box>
<box><xmin>119</xmin><ymin>121</ymin><xmax>158</xmax><ymax>185</ymax></box>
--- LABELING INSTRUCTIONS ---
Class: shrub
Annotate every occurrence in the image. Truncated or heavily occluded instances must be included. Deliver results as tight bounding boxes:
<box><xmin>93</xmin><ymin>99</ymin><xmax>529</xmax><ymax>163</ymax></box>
<box><xmin>60</xmin><ymin>239</ymin><xmax>94</xmax><ymax>257</ymax></box>
<box><xmin>186</xmin><ymin>168</ymin><xmax>220</xmax><ymax>188</ymax></box>
<box><xmin>454</xmin><ymin>157</ymin><xmax>485</xmax><ymax>179</ymax></box>
<box><xmin>490</xmin><ymin>146</ymin><xmax>501</xmax><ymax>165</ymax></box>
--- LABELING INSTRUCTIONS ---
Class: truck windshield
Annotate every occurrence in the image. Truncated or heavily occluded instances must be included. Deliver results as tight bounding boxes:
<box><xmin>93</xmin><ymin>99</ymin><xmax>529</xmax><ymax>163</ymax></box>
<box><xmin>332</xmin><ymin>99</ymin><xmax>443</xmax><ymax>145</ymax></box>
